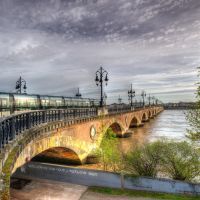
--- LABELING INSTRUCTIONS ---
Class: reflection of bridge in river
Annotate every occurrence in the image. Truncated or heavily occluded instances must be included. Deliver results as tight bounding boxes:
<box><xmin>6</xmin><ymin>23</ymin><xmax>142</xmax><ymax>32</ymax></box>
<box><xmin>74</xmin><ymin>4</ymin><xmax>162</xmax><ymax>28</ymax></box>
<box><xmin>0</xmin><ymin>106</ymin><xmax>163</xmax><ymax>199</ymax></box>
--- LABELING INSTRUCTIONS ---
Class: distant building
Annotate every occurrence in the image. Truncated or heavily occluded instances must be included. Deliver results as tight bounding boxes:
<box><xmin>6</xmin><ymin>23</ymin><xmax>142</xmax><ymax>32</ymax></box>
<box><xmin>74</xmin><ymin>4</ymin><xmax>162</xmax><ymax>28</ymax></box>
<box><xmin>163</xmin><ymin>102</ymin><xmax>196</xmax><ymax>109</ymax></box>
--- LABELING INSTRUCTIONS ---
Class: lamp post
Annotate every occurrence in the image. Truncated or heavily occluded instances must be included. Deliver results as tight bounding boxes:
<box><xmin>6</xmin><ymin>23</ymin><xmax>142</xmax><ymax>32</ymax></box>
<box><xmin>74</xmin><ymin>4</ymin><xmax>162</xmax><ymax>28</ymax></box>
<box><xmin>15</xmin><ymin>76</ymin><xmax>27</xmax><ymax>94</ymax></box>
<box><xmin>95</xmin><ymin>67</ymin><xmax>109</xmax><ymax>107</ymax></box>
<box><xmin>141</xmin><ymin>90</ymin><xmax>146</xmax><ymax>107</ymax></box>
<box><xmin>118</xmin><ymin>95</ymin><xmax>122</xmax><ymax>104</ymax></box>
<box><xmin>128</xmin><ymin>84</ymin><xmax>135</xmax><ymax>109</ymax></box>
<box><xmin>118</xmin><ymin>95</ymin><xmax>122</xmax><ymax>112</ymax></box>
<box><xmin>134</xmin><ymin>99</ymin><xmax>137</xmax><ymax>108</ymax></box>
<box><xmin>75</xmin><ymin>88</ymin><xmax>82</xmax><ymax>98</ymax></box>
<box><xmin>155</xmin><ymin>98</ymin><xmax>158</xmax><ymax>105</ymax></box>
<box><xmin>152</xmin><ymin>96</ymin><xmax>155</xmax><ymax>106</ymax></box>
<box><xmin>104</xmin><ymin>92</ymin><xmax>107</xmax><ymax>106</ymax></box>
<box><xmin>148</xmin><ymin>94</ymin><xmax>151</xmax><ymax>106</ymax></box>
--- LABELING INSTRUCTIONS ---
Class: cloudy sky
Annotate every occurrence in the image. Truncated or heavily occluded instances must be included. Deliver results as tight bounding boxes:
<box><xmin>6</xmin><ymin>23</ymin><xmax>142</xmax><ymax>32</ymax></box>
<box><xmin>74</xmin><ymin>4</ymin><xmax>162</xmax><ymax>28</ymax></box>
<box><xmin>0</xmin><ymin>0</ymin><xmax>200</xmax><ymax>103</ymax></box>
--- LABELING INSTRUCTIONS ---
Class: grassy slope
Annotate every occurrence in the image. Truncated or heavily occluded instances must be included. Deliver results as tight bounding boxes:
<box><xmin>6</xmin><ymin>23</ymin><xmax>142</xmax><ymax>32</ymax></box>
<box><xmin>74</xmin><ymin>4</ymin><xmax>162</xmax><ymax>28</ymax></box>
<box><xmin>89</xmin><ymin>187</ymin><xmax>200</xmax><ymax>200</ymax></box>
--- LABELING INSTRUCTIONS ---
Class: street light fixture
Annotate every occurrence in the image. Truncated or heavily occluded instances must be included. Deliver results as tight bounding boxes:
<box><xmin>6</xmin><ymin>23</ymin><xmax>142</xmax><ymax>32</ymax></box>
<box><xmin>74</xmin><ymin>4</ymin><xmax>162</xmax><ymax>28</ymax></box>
<box><xmin>95</xmin><ymin>66</ymin><xmax>109</xmax><ymax>107</ymax></box>
<box><xmin>152</xmin><ymin>96</ymin><xmax>155</xmax><ymax>106</ymax></box>
<box><xmin>128</xmin><ymin>84</ymin><xmax>135</xmax><ymax>109</ymax></box>
<box><xmin>75</xmin><ymin>88</ymin><xmax>82</xmax><ymax>98</ymax></box>
<box><xmin>141</xmin><ymin>90</ymin><xmax>146</xmax><ymax>107</ymax></box>
<box><xmin>15</xmin><ymin>76</ymin><xmax>27</xmax><ymax>94</ymax></box>
<box><xmin>104</xmin><ymin>92</ymin><xmax>107</xmax><ymax>106</ymax></box>
<box><xmin>118</xmin><ymin>95</ymin><xmax>122</xmax><ymax>104</ymax></box>
<box><xmin>155</xmin><ymin>98</ymin><xmax>158</xmax><ymax>105</ymax></box>
<box><xmin>148</xmin><ymin>94</ymin><xmax>151</xmax><ymax>106</ymax></box>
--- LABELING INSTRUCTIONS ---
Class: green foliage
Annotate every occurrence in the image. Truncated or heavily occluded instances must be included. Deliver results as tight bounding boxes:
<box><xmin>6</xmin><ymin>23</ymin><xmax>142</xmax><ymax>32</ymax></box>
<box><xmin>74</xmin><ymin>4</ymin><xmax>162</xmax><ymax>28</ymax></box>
<box><xmin>160</xmin><ymin>141</ymin><xmax>200</xmax><ymax>181</ymax></box>
<box><xmin>89</xmin><ymin>187</ymin><xmax>200</xmax><ymax>200</ymax></box>
<box><xmin>95</xmin><ymin>128</ymin><xmax>122</xmax><ymax>171</ymax></box>
<box><xmin>124</xmin><ymin>140</ymin><xmax>164</xmax><ymax>177</ymax></box>
<box><xmin>124</xmin><ymin>140</ymin><xmax>200</xmax><ymax>182</ymax></box>
<box><xmin>186</xmin><ymin>67</ymin><xmax>200</xmax><ymax>140</ymax></box>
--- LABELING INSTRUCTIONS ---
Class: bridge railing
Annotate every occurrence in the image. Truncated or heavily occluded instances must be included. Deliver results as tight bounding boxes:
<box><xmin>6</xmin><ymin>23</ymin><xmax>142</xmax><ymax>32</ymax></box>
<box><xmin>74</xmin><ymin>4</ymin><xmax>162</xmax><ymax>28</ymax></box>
<box><xmin>0</xmin><ymin>108</ymin><xmax>97</xmax><ymax>150</ymax></box>
<box><xmin>108</xmin><ymin>105</ymin><xmax>154</xmax><ymax>114</ymax></box>
<box><xmin>108</xmin><ymin>105</ymin><xmax>131</xmax><ymax>114</ymax></box>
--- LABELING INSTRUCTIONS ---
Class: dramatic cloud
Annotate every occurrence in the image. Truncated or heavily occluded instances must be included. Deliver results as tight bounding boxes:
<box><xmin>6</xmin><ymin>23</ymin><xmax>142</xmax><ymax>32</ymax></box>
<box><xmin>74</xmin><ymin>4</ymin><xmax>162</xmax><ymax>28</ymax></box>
<box><xmin>0</xmin><ymin>0</ymin><xmax>200</xmax><ymax>103</ymax></box>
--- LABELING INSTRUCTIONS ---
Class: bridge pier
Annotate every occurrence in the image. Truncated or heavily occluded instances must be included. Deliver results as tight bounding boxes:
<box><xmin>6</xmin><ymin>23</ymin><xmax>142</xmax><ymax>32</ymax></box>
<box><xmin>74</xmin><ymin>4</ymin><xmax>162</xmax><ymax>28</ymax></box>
<box><xmin>120</xmin><ymin>131</ymin><xmax>133</xmax><ymax>138</ymax></box>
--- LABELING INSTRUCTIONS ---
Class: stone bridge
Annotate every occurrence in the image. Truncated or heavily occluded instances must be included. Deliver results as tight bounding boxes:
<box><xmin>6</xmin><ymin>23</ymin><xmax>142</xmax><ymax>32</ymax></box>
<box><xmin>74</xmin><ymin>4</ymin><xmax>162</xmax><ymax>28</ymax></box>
<box><xmin>0</xmin><ymin>106</ymin><xmax>163</xmax><ymax>199</ymax></box>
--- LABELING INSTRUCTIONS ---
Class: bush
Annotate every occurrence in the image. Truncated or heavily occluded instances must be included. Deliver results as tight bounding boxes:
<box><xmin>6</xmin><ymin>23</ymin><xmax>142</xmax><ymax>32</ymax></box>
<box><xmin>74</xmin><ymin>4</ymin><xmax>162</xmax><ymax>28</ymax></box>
<box><xmin>124</xmin><ymin>140</ymin><xmax>200</xmax><ymax>182</ymax></box>
<box><xmin>124</xmin><ymin>141</ymin><xmax>164</xmax><ymax>177</ymax></box>
<box><xmin>160</xmin><ymin>141</ymin><xmax>200</xmax><ymax>181</ymax></box>
<box><xmin>186</xmin><ymin>67</ymin><xmax>200</xmax><ymax>141</ymax></box>
<box><xmin>95</xmin><ymin>128</ymin><xmax>122</xmax><ymax>171</ymax></box>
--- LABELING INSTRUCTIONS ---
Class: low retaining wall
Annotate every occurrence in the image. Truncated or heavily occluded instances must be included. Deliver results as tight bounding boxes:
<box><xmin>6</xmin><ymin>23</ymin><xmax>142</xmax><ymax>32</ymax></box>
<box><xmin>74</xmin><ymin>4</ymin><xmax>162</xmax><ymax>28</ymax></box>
<box><xmin>13</xmin><ymin>162</ymin><xmax>200</xmax><ymax>196</ymax></box>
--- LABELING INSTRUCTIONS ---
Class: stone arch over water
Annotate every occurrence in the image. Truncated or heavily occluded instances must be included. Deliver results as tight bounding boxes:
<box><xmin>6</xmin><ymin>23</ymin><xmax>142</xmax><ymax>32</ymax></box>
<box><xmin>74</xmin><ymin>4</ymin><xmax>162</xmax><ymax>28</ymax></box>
<box><xmin>141</xmin><ymin>112</ymin><xmax>148</xmax><ymax>122</ymax></box>
<box><xmin>129</xmin><ymin>116</ymin><xmax>141</xmax><ymax>128</ymax></box>
<box><xmin>107</xmin><ymin>122</ymin><xmax>124</xmax><ymax>136</ymax></box>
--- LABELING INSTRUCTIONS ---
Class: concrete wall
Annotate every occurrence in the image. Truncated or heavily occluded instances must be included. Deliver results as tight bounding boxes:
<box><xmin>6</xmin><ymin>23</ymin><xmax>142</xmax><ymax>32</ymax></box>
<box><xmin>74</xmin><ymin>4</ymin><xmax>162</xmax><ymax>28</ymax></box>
<box><xmin>13</xmin><ymin>162</ymin><xmax>200</xmax><ymax>196</ymax></box>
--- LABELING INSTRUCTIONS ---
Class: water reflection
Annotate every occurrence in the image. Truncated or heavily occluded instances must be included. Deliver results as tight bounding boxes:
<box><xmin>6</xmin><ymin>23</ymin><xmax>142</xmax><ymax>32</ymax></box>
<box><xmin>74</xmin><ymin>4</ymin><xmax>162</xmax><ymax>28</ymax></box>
<box><xmin>120</xmin><ymin>110</ymin><xmax>190</xmax><ymax>153</ymax></box>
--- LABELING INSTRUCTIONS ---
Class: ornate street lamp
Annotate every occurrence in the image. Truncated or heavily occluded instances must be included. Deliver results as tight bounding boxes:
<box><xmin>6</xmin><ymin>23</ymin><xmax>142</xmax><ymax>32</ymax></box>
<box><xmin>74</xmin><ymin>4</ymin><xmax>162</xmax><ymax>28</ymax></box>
<box><xmin>95</xmin><ymin>66</ymin><xmax>109</xmax><ymax>107</ymax></box>
<box><xmin>104</xmin><ymin>92</ymin><xmax>107</xmax><ymax>106</ymax></box>
<box><xmin>75</xmin><ymin>88</ymin><xmax>82</xmax><ymax>98</ymax></box>
<box><xmin>152</xmin><ymin>96</ymin><xmax>155</xmax><ymax>106</ymax></box>
<box><xmin>155</xmin><ymin>98</ymin><xmax>158</xmax><ymax>105</ymax></box>
<box><xmin>15</xmin><ymin>76</ymin><xmax>27</xmax><ymax>94</ymax></box>
<box><xmin>141</xmin><ymin>90</ymin><xmax>146</xmax><ymax>107</ymax></box>
<box><xmin>118</xmin><ymin>95</ymin><xmax>122</xmax><ymax>104</ymax></box>
<box><xmin>128</xmin><ymin>84</ymin><xmax>135</xmax><ymax>109</ymax></box>
<box><xmin>148</xmin><ymin>94</ymin><xmax>151</xmax><ymax>106</ymax></box>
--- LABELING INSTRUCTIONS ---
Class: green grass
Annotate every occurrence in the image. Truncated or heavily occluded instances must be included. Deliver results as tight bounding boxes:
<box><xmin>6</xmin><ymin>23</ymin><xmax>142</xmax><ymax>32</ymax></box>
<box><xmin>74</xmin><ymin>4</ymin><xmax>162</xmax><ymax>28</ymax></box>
<box><xmin>89</xmin><ymin>187</ymin><xmax>200</xmax><ymax>200</ymax></box>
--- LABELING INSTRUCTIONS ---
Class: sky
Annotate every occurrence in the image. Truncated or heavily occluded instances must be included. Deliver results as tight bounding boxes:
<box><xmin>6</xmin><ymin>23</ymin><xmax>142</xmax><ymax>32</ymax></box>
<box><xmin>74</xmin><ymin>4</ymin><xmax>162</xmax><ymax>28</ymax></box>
<box><xmin>0</xmin><ymin>0</ymin><xmax>200</xmax><ymax>103</ymax></box>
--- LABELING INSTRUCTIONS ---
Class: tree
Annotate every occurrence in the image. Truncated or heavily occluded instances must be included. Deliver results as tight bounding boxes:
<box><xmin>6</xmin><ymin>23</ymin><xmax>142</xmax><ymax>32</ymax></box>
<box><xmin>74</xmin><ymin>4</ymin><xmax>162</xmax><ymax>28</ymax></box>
<box><xmin>95</xmin><ymin>128</ymin><xmax>122</xmax><ymax>172</ymax></box>
<box><xmin>124</xmin><ymin>140</ymin><xmax>200</xmax><ymax>182</ymax></box>
<box><xmin>124</xmin><ymin>141</ymin><xmax>164</xmax><ymax>177</ymax></box>
<box><xmin>186</xmin><ymin>67</ymin><xmax>200</xmax><ymax>140</ymax></box>
<box><xmin>160</xmin><ymin>141</ymin><xmax>200</xmax><ymax>182</ymax></box>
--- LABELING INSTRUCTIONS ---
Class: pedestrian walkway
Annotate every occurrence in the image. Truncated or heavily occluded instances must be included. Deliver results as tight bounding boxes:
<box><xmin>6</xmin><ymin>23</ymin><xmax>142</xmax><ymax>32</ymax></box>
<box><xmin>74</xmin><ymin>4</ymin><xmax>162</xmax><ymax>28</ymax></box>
<box><xmin>10</xmin><ymin>179</ymin><xmax>88</xmax><ymax>200</ymax></box>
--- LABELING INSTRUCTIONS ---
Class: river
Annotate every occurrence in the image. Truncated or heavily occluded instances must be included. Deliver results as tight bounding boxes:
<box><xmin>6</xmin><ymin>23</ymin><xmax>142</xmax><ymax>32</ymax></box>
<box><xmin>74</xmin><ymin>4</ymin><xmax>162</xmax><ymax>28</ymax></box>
<box><xmin>119</xmin><ymin>110</ymin><xmax>190</xmax><ymax>152</ymax></box>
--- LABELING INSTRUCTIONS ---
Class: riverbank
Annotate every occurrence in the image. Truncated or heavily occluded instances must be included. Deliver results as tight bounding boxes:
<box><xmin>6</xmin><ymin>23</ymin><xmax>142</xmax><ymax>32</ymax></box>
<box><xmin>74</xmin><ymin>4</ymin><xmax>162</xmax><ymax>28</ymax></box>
<box><xmin>82</xmin><ymin>187</ymin><xmax>200</xmax><ymax>200</ymax></box>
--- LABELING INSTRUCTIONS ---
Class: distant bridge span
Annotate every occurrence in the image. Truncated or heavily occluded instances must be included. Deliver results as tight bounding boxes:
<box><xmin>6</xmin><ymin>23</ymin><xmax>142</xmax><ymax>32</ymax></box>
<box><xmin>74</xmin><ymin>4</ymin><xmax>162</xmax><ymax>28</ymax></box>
<box><xmin>0</xmin><ymin>106</ymin><xmax>163</xmax><ymax>199</ymax></box>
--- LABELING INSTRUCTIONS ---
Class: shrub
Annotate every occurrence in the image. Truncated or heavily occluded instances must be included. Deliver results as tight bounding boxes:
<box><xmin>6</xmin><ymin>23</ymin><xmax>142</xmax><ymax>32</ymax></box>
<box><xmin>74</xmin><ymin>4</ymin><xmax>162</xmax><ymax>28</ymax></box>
<box><xmin>124</xmin><ymin>140</ymin><xmax>200</xmax><ymax>182</ymax></box>
<box><xmin>160</xmin><ymin>141</ymin><xmax>200</xmax><ymax>181</ymax></box>
<box><xmin>95</xmin><ymin>128</ymin><xmax>122</xmax><ymax>171</ymax></box>
<box><xmin>186</xmin><ymin>67</ymin><xmax>200</xmax><ymax>140</ymax></box>
<box><xmin>124</xmin><ymin>141</ymin><xmax>164</xmax><ymax>177</ymax></box>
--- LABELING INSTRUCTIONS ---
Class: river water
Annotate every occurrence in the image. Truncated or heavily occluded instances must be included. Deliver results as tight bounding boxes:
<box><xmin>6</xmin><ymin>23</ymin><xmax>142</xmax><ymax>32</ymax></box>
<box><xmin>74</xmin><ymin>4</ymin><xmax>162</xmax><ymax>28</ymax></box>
<box><xmin>119</xmin><ymin>110</ymin><xmax>190</xmax><ymax>152</ymax></box>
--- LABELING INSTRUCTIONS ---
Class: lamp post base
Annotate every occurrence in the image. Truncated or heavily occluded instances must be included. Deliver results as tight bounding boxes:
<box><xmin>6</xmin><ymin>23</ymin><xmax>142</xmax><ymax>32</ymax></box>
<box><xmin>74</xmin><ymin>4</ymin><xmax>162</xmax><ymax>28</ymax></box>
<box><xmin>97</xmin><ymin>107</ymin><xmax>108</xmax><ymax>116</ymax></box>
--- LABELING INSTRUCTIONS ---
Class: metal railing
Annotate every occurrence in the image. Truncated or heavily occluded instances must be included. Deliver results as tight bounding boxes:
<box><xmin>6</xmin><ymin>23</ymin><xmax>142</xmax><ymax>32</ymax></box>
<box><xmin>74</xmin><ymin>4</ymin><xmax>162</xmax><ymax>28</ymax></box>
<box><xmin>108</xmin><ymin>105</ymin><xmax>131</xmax><ymax>114</ymax></box>
<box><xmin>108</xmin><ymin>105</ymin><xmax>155</xmax><ymax>114</ymax></box>
<box><xmin>0</xmin><ymin>108</ymin><xmax>97</xmax><ymax>150</ymax></box>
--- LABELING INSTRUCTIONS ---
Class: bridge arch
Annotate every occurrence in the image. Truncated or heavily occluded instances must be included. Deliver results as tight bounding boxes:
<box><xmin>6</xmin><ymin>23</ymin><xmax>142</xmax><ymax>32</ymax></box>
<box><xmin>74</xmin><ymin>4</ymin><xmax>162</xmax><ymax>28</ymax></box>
<box><xmin>32</xmin><ymin>147</ymin><xmax>82</xmax><ymax>165</ymax></box>
<box><xmin>141</xmin><ymin>112</ymin><xmax>148</xmax><ymax>122</ymax></box>
<box><xmin>129</xmin><ymin>116</ymin><xmax>141</xmax><ymax>128</ymax></box>
<box><xmin>107</xmin><ymin>122</ymin><xmax>123</xmax><ymax>136</ymax></box>
<box><xmin>148</xmin><ymin>110</ymin><xmax>152</xmax><ymax>118</ymax></box>
<box><xmin>11</xmin><ymin>123</ymin><xmax>96</xmax><ymax>174</ymax></box>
